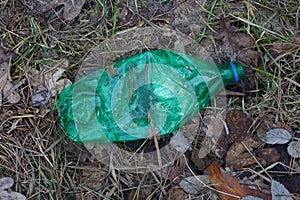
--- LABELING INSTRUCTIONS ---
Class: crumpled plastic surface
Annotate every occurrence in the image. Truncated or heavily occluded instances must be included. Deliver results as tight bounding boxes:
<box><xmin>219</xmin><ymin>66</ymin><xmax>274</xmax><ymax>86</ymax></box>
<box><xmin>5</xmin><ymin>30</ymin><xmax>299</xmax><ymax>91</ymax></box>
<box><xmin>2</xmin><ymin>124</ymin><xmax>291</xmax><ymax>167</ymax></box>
<box><xmin>57</xmin><ymin>50</ymin><xmax>244</xmax><ymax>143</ymax></box>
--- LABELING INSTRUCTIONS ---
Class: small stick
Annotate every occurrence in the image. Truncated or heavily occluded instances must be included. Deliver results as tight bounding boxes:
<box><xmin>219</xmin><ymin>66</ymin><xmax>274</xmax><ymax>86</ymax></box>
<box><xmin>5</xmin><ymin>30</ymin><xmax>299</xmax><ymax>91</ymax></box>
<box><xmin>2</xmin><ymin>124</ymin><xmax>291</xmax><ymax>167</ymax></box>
<box><xmin>148</xmin><ymin>111</ymin><xmax>163</xmax><ymax>181</ymax></box>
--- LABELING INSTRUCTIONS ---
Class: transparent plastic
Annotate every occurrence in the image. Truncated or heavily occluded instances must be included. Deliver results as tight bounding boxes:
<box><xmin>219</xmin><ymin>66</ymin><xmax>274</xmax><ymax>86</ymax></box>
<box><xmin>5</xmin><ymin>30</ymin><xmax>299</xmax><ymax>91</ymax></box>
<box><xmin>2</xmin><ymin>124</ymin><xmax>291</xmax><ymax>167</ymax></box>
<box><xmin>57</xmin><ymin>50</ymin><xmax>244</xmax><ymax>143</ymax></box>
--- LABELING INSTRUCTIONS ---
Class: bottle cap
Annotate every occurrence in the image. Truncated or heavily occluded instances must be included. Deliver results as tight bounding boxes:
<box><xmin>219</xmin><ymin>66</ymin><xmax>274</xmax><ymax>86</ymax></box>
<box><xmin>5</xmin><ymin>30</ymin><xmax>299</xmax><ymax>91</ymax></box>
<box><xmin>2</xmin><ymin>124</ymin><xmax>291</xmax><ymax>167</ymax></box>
<box><xmin>230</xmin><ymin>62</ymin><xmax>244</xmax><ymax>82</ymax></box>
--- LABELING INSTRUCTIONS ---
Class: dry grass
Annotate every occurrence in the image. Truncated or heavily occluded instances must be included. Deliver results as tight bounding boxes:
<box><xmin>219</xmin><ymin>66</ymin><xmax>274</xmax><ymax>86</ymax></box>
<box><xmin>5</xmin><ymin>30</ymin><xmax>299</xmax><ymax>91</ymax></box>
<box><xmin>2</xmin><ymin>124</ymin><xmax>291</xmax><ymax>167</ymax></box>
<box><xmin>0</xmin><ymin>0</ymin><xmax>299</xmax><ymax>199</ymax></box>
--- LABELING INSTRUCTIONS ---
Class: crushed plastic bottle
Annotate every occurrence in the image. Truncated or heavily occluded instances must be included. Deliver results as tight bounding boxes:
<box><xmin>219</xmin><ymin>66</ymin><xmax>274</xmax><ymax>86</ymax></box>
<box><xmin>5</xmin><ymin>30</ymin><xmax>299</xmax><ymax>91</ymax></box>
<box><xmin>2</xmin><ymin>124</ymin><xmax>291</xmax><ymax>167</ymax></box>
<box><xmin>57</xmin><ymin>50</ymin><xmax>244</xmax><ymax>143</ymax></box>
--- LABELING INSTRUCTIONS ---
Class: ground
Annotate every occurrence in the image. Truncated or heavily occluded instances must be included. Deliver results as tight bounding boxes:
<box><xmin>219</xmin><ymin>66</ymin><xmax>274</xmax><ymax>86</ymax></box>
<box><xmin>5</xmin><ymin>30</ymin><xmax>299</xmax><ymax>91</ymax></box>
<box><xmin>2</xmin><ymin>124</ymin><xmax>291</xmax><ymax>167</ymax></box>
<box><xmin>0</xmin><ymin>0</ymin><xmax>299</xmax><ymax>199</ymax></box>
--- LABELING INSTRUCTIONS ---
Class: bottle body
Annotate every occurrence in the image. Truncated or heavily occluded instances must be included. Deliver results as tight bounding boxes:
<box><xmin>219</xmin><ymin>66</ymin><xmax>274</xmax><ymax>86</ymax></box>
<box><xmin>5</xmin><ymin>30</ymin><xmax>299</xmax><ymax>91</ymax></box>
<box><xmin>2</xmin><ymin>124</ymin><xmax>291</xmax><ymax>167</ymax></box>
<box><xmin>58</xmin><ymin>50</ymin><xmax>244</xmax><ymax>143</ymax></box>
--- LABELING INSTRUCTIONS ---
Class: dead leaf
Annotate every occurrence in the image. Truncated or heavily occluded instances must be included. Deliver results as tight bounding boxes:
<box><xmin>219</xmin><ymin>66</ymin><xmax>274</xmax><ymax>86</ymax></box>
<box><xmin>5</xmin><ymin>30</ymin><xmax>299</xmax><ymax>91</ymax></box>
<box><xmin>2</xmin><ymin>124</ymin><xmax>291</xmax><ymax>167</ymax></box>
<box><xmin>2</xmin><ymin>79</ymin><xmax>21</xmax><ymax>104</ymax></box>
<box><xmin>208</xmin><ymin>163</ymin><xmax>271</xmax><ymax>200</ymax></box>
<box><xmin>165</xmin><ymin>186</ymin><xmax>188</xmax><ymax>200</ymax></box>
<box><xmin>29</xmin><ymin>60</ymin><xmax>72</xmax><ymax>101</ymax></box>
<box><xmin>197</xmin><ymin>114</ymin><xmax>228</xmax><ymax>159</ymax></box>
<box><xmin>179</xmin><ymin>175</ymin><xmax>211</xmax><ymax>195</ymax></box>
<box><xmin>225</xmin><ymin>148</ymin><xmax>280</xmax><ymax>169</ymax></box>
<box><xmin>191</xmin><ymin>114</ymin><xmax>228</xmax><ymax>171</ymax></box>
<box><xmin>31</xmin><ymin>86</ymin><xmax>51</xmax><ymax>106</ymax></box>
<box><xmin>106</xmin><ymin>64</ymin><xmax>119</xmax><ymax>77</ymax></box>
<box><xmin>255</xmin><ymin>148</ymin><xmax>280</xmax><ymax>166</ymax></box>
<box><xmin>208</xmin><ymin>162</ymin><xmax>248</xmax><ymax>200</ymax></box>
<box><xmin>0</xmin><ymin>177</ymin><xmax>26</xmax><ymax>200</ymax></box>
<box><xmin>117</xmin><ymin>6</ymin><xmax>136</xmax><ymax>28</ymax></box>
<box><xmin>270</xmin><ymin>36</ymin><xmax>300</xmax><ymax>51</ymax></box>
<box><xmin>169</xmin><ymin>131</ymin><xmax>191</xmax><ymax>154</ymax></box>
<box><xmin>225</xmin><ymin>137</ymin><xmax>280</xmax><ymax>169</ymax></box>
<box><xmin>226</xmin><ymin>137</ymin><xmax>262</xmax><ymax>163</ymax></box>
<box><xmin>0</xmin><ymin>177</ymin><xmax>14</xmax><ymax>190</ymax></box>
<box><xmin>44</xmin><ymin>67</ymin><xmax>72</xmax><ymax>96</ymax></box>
<box><xmin>239</xmin><ymin>177</ymin><xmax>271</xmax><ymax>194</ymax></box>
<box><xmin>225</xmin><ymin>110</ymin><xmax>253</xmax><ymax>144</ymax></box>
<box><xmin>260</xmin><ymin>118</ymin><xmax>293</xmax><ymax>132</ymax></box>
<box><xmin>0</xmin><ymin>191</ymin><xmax>27</xmax><ymax>200</ymax></box>
<box><xmin>264</xmin><ymin>128</ymin><xmax>292</xmax><ymax>144</ymax></box>
<box><xmin>25</xmin><ymin>0</ymin><xmax>86</xmax><ymax>21</ymax></box>
<box><xmin>287</xmin><ymin>141</ymin><xmax>300</xmax><ymax>158</ymax></box>
<box><xmin>0</xmin><ymin>47</ymin><xmax>21</xmax><ymax>106</ymax></box>
<box><xmin>226</xmin><ymin>151</ymin><xmax>256</xmax><ymax>169</ymax></box>
<box><xmin>197</xmin><ymin>136</ymin><xmax>214</xmax><ymax>159</ymax></box>
<box><xmin>271</xmin><ymin>180</ymin><xmax>293</xmax><ymax>200</ymax></box>
<box><xmin>219</xmin><ymin>17</ymin><xmax>259</xmax><ymax>67</ymax></box>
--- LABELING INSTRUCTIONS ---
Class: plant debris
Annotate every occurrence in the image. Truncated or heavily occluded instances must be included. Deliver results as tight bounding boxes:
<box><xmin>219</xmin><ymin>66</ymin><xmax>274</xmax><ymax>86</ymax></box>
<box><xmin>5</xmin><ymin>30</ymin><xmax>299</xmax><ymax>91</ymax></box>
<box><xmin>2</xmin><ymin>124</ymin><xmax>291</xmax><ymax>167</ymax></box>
<box><xmin>29</xmin><ymin>60</ymin><xmax>71</xmax><ymax>106</ymax></box>
<box><xmin>270</xmin><ymin>36</ymin><xmax>300</xmax><ymax>52</ymax></box>
<box><xmin>219</xmin><ymin>17</ymin><xmax>260</xmax><ymax>67</ymax></box>
<box><xmin>25</xmin><ymin>0</ymin><xmax>86</xmax><ymax>20</ymax></box>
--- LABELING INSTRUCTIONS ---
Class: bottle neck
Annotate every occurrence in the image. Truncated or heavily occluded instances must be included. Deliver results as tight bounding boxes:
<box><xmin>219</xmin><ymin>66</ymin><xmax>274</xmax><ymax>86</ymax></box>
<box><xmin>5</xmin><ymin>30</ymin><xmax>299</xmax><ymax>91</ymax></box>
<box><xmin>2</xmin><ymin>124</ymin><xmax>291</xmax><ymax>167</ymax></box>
<box><xmin>218</xmin><ymin>62</ymin><xmax>244</xmax><ymax>85</ymax></box>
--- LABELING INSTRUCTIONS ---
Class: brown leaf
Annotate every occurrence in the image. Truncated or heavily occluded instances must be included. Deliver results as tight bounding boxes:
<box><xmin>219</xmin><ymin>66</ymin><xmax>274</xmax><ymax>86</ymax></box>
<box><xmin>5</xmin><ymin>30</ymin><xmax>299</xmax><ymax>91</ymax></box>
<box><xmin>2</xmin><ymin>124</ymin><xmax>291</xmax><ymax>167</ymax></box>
<box><xmin>219</xmin><ymin>18</ymin><xmax>259</xmax><ymax>66</ymax></box>
<box><xmin>225</xmin><ymin>136</ymin><xmax>280</xmax><ymax>169</ymax></box>
<box><xmin>225</xmin><ymin>110</ymin><xmax>253</xmax><ymax>144</ymax></box>
<box><xmin>25</xmin><ymin>0</ymin><xmax>86</xmax><ymax>21</ymax></box>
<box><xmin>226</xmin><ymin>152</ymin><xmax>256</xmax><ymax>169</ymax></box>
<box><xmin>207</xmin><ymin>163</ymin><xmax>271</xmax><ymax>200</ymax></box>
<box><xmin>208</xmin><ymin>162</ymin><xmax>248</xmax><ymax>200</ymax></box>
<box><xmin>226</xmin><ymin>145</ymin><xmax>279</xmax><ymax>169</ymax></box>
<box><xmin>226</xmin><ymin>137</ymin><xmax>262</xmax><ymax>163</ymax></box>
<box><xmin>270</xmin><ymin>36</ymin><xmax>300</xmax><ymax>51</ymax></box>
<box><xmin>256</xmin><ymin>148</ymin><xmax>280</xmax><ymax>165</ymax></box>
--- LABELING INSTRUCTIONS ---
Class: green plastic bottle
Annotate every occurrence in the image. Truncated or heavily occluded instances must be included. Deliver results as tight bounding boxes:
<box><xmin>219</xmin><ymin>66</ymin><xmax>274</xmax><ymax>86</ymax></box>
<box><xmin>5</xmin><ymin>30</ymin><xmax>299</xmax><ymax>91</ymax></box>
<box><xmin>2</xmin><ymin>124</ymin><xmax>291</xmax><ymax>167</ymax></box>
<box><xmin>57</xmin><ymin>50</ymin><xmax>244</xmax><ymax>143</ymax></box>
